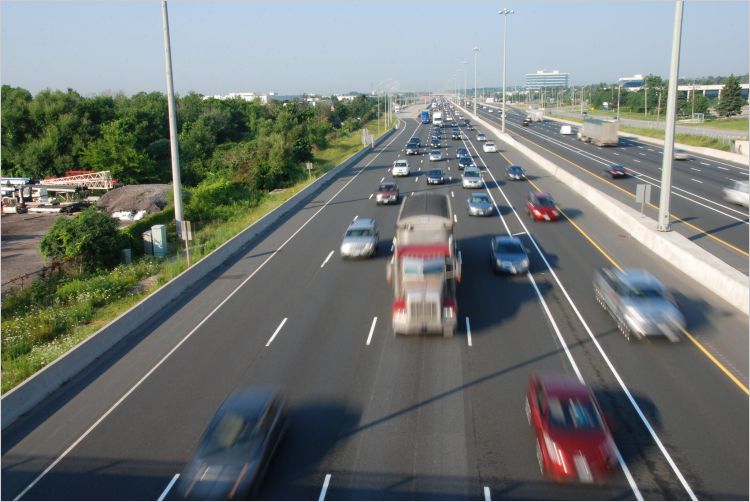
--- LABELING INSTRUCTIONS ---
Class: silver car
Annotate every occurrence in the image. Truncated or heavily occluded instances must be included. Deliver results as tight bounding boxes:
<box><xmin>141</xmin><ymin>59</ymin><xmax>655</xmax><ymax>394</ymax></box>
<box><xmin>491</xmin><ymin>236</ymin><xmax>529</xmax><ymax>274</ymax></box>
<box><xmin>429</xmin><ymin>149</ymin><xmax>443</xmax><ymax>161</ymax></box>
<box><xmin>594</xmin><ymin>268</ymin><xmax>685</xmax><ymax>342</ymax></box>
<box><xmin>476</xmin><ymin>133</ymin><xmax>487</xmax><ymax>141</ymax></box>
<box><xmin>462</xmin><ymin>167</ymin><xmax>483</xmax><ymax>189</ymax></box>
<box><xmin>467</xmin><ymin>193</ymin><xmax>494</xmax><ymax>216</ymax></box>
<box><xmin>340</xmin><ymin>218</ymin><xmax>379</xmax><ymax>258</ymax></box>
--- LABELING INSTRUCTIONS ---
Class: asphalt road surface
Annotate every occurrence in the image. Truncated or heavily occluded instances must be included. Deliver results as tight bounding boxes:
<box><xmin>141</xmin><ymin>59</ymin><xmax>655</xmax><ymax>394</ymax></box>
<box><xmin>2</xmin><ymin>107</ymin><xmax>747</xmax><ymax>501</ymax></box>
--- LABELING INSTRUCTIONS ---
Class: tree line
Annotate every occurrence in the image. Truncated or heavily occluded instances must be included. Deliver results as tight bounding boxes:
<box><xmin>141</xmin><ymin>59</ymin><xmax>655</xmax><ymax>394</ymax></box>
<box><xmin>1</xmin><ymin>86</ymin><xmax>380</xmax><ymax>188</ymax></box>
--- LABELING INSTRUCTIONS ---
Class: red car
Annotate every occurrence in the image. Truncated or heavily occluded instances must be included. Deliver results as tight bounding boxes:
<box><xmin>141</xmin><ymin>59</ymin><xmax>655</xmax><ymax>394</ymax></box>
<box><xmin>526</xmin><ymin>191</ymin><xmax>559</xmax><ymax>221</ymax></box>
<box><xmin>525</xmin><ymin>374</ymin><xmax>618</xmax><ymax>484</ymax></box>
<box><xmin>375</xmin><ymin>182</ymin><xmax>400</xmax><ymax>205</ymax></box>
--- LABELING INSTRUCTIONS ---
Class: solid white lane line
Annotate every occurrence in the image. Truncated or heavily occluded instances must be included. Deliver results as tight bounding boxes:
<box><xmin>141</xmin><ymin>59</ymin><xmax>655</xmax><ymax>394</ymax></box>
<box><xmin>366</xmin><ymin>316</ymin><xmax>377</xmax><ymax>346</ymax></box>
<box><xmin>691</xmin><ymin>178</ymin><xmax>703</xmax><ymax>183</ymax></box>
<box><xmin>157</xmin><ymin>473</ymin><xmax>180</xmax><ymax>501</ymax></box>
<box><xmin>318</xmin><ymin>474</ymin><xmax>332</xmax><ymax>502</ymax></box>
<box><xmin>10</xmin><ymin>118</ymin><xmax>415</xmax><ymax>502</ymax></box>
<box><xmin>484</xmin><ymin>486</ymin><xmax>492</xmax><ymax>502</ymax></box>
<box><xmin>466</xmin><ymin>317</ymin><xmax>472</xmax><ymax>347</ymax></box>
<box><xmin>265</xmin><ymin>318</ymin><xmax>288</xmax><ymax>346</ymax></box>
<box><xmin>320</xmin><ymin>250</ymin><xmax>334</xmax><ymax>268</ymax></box>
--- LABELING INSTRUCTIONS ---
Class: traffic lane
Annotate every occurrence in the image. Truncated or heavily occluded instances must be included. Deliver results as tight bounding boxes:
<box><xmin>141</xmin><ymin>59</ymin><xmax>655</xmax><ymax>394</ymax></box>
<box><xmin>1</xmin><ymin>123</ymin><xmax>416</xmax><ymax>500</ymax></box>
<box><xmin>486</xmin><ymin>143</ymin><xmax>749</xmax><ymax>499</ymax></box>
<box><xmin>481</xmin><ymin>112</ymin><xmax>750</xmax><ymax>273</ymax></box>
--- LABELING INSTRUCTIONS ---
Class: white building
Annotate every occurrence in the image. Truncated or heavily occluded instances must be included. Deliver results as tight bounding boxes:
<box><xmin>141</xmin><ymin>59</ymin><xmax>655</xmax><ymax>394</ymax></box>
<box><xmin>526</xmin><ymin>70</ymin><xmax>569</xmax><ymax>89</ymax></box>
<box><xmin>203</xmin><ymin>92</ymin><xmax>278</xmax><ymax>104</ymax></box>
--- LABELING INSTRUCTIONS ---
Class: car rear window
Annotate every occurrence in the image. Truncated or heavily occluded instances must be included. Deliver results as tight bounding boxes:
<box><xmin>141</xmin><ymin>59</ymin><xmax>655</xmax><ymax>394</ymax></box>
<box><xmin>535</xmin><ymin>198</ymin><xmax>555</xmax><ymax>207</ymax></box>
<box><xmin>495</xmin><ymin>241</ymin><xmax>523</xmax><ymax>254</ymax></box>
<box><xmin>346</xmin><ymin>229</ymin><xmax>373</xmax><ymax>237</ymax></box>
<box><xmin>547</xmin><ymin>397</ymin><xmax>603</xmax><ymax>431</ymax></box>
<box><xmin>470</xmin><ymin>196</ymin><xmax>489</xmax><ymax>203</ymax></box>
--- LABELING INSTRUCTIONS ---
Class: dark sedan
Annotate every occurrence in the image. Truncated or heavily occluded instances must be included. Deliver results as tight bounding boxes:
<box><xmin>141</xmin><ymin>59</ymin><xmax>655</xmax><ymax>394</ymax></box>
<box><xmin>506</xmin><ymin>165</ymin><xmax>526</xmax><ymax>180</ymax></box>
<box><xmin>426</xmin><ymin>169</ymin><xmax>446</xmax><ymax>184</ymax></box>
<box><xmin>176</xmin><ymin>387</ymin><xmax>286</xmax><ymax>500</ymax></box>
<box><xmin>458</xmin><ymin>156</ymin><xmax>475</xmax><ymax>170</ymax></box>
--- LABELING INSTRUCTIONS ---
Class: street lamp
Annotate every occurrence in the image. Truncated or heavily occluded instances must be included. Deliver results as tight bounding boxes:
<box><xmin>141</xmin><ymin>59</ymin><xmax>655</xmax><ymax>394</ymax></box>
<box><xmin>616</xmin><ymin>82</ymin><xmax>622</xmax><ymax>120</ymax></box>
<box><xmin>473</xmin><ymin>47</ymin><xmax>480</xmax><ymax>116</ymax></box>
<box><xmin>499</xmin><ymin>8</ymin><xmax>514</xmax><ymax>133</ymax></box>
<box><xmin>462</xmin><ymin>60</ymin><xmax>469</xmax><ymax>106</ymax></box>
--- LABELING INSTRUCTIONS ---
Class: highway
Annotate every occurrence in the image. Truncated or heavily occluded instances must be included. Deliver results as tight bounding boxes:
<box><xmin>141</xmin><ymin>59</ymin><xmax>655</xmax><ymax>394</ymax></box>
<box><xmin>473</xmin><ymin>104</ymin><xmax>749</xmax><ymax>274</ymax></box>
<box><xmin>2</xmin><ymin>107</ymin><xmax>748</xmax><ymax>501</ymax></box>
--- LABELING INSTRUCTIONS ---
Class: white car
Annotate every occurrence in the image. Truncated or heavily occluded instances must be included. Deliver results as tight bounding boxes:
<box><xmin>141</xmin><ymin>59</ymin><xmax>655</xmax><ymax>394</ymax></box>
<box><xmin>392</xmin><ymin>159</ymin><xmax>410</xmax><ymax>176</ymax></box>
<box><xmin>462</xmin><ymin>167</ymin><xmax>483</xmax><ymax>189</ymax></box>
<box><xmin>559</xmin><ymin>125</ymin><xmax>573</xmax><ymax>135</ymax></box>
<box><xmin>429</xmin><ymin>149</ymin><xmax>443</xmax><ymax>161</ymax></box>
<box><xmin>724</xmin><ymin>180</ymin><xmax>749</xmax><ymax>207</ymax></box>
<box><xmin>476</xmin><ymin>133</ymin><xmax>487</xmax><ymax>142</ymax></box>
<box><xmin>674</xmin><ymin>149</ymin><xmax>690</xmax><ymax>160</ymax></box>
<box><xmin>483</xmin><ymin>142</ymin><xmax>497</xmax><ymax>153</ymax></box>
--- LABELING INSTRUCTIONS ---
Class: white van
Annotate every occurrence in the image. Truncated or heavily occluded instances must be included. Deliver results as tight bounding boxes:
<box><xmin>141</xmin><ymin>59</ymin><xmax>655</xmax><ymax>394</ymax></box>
<box><xmin>723</xmin><ymin>180</ymin><xmax>749</xmax><ymax>207</ymax></box>
<box><xmin>559</xmin><ymin>125</ymin><xmax>573</xmax><ymax>135</ymax></box>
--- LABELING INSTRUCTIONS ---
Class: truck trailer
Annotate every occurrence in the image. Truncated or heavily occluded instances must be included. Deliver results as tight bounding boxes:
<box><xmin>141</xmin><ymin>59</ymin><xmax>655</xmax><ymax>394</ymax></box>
<box><xmin>577</xmin><ymin>117</ymin><xmax>619</xmax><ymax>146</ymax></box>
<box><xmin>387</xmin><ymin>193</ymin><xmax>461</xmax><ymax>337</ymax></box>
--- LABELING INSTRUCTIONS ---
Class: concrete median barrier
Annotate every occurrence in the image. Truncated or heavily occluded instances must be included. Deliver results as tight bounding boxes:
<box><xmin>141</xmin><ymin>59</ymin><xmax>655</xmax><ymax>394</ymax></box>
<box><xmin>1</xmin><ymin>126</ymin><xmax>398</xmax><ymax>430</ymax></box>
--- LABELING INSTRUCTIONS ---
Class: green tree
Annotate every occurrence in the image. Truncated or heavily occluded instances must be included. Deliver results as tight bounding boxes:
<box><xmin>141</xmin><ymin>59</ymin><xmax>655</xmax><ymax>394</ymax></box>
<box><xmin>717</xmin><ymin>75</ymin><xmax>744</xmax><ymax>117</ymax></box>
<box><xmin>39</xmin><ymin>207</ymin><xmax>123</xmax><ymax>273</ymax></box>
<box><xmin>81</xmin><ymin>119</ymin><xmax>156</xmax><ymax>184</ymax></box>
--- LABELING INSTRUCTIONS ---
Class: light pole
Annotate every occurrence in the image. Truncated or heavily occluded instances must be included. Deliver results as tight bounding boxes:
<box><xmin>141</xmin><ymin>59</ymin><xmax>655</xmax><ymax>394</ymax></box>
<box><xmin>473</xmin><ymin>47</ymin><xmax>480</xmax><ymax>116</ymax></box>
<box><xmin>462</xmin><ymin>61</ymin><xmax>469</xmax><ymax>106</ymax></box>
<box><xmin>616</xmin><ymin>82</ymin><xmax>622</xmax><ymax>120</ymax></box>
<box><xmin>499</xmin><ymin>7</ymin><xmax>514</xmax><ymax>133</ymax></box>
<box><xmin>657</xmin><ymin>0</ymin><xmax>685</xmax><ymax>233</ymax></box>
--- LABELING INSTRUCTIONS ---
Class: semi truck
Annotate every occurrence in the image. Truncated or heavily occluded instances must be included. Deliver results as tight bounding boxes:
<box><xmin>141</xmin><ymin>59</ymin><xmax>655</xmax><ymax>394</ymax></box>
<box><xmin>387</xmin><ymin>193</ymin><xmax>461</xmax><ymax>337</ymax></box>
<box><xmin>528</xmin><ymin>109</ymin><xmax>544</xmax><ymax>122</ymax></box>
<box><xmin>577</xmin><ymin>117</ymin><xmax>619</xmax><ymax>146</ymax></box>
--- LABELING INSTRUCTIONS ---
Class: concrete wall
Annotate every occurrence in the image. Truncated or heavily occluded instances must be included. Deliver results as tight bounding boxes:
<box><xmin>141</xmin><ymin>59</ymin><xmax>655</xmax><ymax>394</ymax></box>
<box><xmin>456</xmin><ymin>102</ymin><xmax>749</xmax><ymax>316</ymax></box>
<box><xmin>1</xmin><ymin>126</ymin><xmax>397</xmax><ymax>430</ymax></box>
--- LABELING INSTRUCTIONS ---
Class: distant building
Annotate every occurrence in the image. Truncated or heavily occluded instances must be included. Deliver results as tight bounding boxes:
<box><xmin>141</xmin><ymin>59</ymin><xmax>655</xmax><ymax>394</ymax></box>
<box><xmin>203</xmin><ymin>92</ymin><xmax>290</xmax><ymax>104</ymax></box>
<box><xmin>526</xmin><ymin>70</ymin><xmax>569</xmax><ymax>89</ymax></box>
<box><xmin>619</xmin><ymin>74</ymin><xmax>644</xmax><ymax>91</ymax></box>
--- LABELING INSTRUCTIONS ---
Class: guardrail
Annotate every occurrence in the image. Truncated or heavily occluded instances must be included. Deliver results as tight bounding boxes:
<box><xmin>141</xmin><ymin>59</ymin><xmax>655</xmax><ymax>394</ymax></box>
<box><xmin>1</xmin><ymin>125</ymin><xmax>399</xmax><ymax>430</ymax></box>
<box><xmin>455</xmin><ymin>101</ymin><xmax>749</xmax><ymax>316</ymax></box>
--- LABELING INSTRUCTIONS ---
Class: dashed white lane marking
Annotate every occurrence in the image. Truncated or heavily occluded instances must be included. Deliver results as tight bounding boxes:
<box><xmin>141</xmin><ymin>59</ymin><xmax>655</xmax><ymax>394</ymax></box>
<box><xmin>368</xmin><ymin>193</ymin><xmax>373</xmax><ymax>199</ymax></box>
<box><xmin>454</xmin><ymin>214</ymin><xmax>458</xmax><ymax>223</ymax></box>
<box><xmin>387</xmin><ymin>168</ymin><xmax>391</xmax><ymax>173</ymax></box>
<box><xmin>418</xmin><ymin>167</ymin><xmax>421</xmax><ymax>171</ymax></box>
<box><xmin>690</xmin><ymin>178</ymin><xmax>703</xmax><ymax>183</ymax></box>
<box><xmin>613</xmin><ymin>152</ymin><xmax>620</xmax><ymax>156</ymax></box>
<box><xmin>484</xmin><ymin>486</ymin><xmax>492</xmax><ymax>501</ymax></box>
<box><xmin>637</xmin><ymin>146</ymin><xmax>644</xmax><ymax>149</ymax></box>
<box><xmin>700</xmin><ymin>162</ymin><xmax>710</xmax><ymax>166</ymax></box>
<box><xmin>320</xmin><ymin>250</ymin><xmax>334</xmax><ymax>268</ymax></box>
<box><xmin>716</xmin><ymin>166</ymin><xmax>729</xmax><ymax>171</ymax></box>
<box><xmin>380</xmin><ymin>176</ymin><xmax>385</xmax><ymax>182</ymax></box>
<box><xmin>633</xmin><ymin>159</ymin><xmax>641</xmax><ymax>163</ymax></box>
<box><xmin>157</xmin><ymin>474</ymin><xmax>180</xmax><ymax>501</ymax></box>
<box><xmin>265</xmin><ymin>318</ymin><xmax>288</xmax><ymax>347</ymax></box>
<box><xmin>690</xmin><ymin>168</ymin><xmax>701</xmax><ymax>172</ymax></box>
<box><xmin>466</xmin><ymin>317</ymin><xmax>473</xmax><ymax>347</ymax></box>
<box><xmin>353</xmin><ymin>215</ymin><xmax>358</xmax><ymax>221</ymax></box>
<box><xmin>451</xmin><ymin>191</ymin><xmax>455</xmax><ymax>197</ymax></box>
<box><xmin>318</xmin><ymin>474</ymin><xmax>332</xmax><ymax>502</ymax></box>
<box><xmin>366</xmin><ymin>316</ymin><xmax>378</xmax><ymax>346</ymax></box>
<box><xmin>647</xmin><ymin>148</ymin><xmax>655</xmax><ymax>152</ymax></box>
<box><xmin>639</xmin><ymin>152</ymin><xmax>646</xmax><ymax>156</ymax></box>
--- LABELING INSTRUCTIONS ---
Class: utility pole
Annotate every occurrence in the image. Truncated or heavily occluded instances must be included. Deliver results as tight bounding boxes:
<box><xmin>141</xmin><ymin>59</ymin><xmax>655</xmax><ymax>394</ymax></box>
<box><xmin>161</xmin><ymin>0</ymin><xmax>188</xmax><ymax>264</ymax></box>
<box><xmin>657</xmin><ymin>0</ymin><xmax>684</xmax><ymax>232</ymax></box>
<box><xmin>645</xmin><ymin>82</ymin><xmax>648</xmax><ymax>117</ymax></box>
<box><xmin>473</xmin><ymin>47</ymin><xmax>480</xmax><ymax>116</ymax></box>
<box><xmin>499</xmin><ymin>8</ymin><xmax>514</xmax><ymax>133</ymax></box>
<box><xmin>616</xmin><ymin>83</ymin><xmax>621</xmax><ymax>120</ymax></box>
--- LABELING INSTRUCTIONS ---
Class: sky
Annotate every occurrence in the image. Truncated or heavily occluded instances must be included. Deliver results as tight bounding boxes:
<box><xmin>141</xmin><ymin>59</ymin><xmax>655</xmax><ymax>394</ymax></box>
<box><xmin>2</xmin><ymin>0</ymin><xmax>748</xmax><ymax>97</ymax></box>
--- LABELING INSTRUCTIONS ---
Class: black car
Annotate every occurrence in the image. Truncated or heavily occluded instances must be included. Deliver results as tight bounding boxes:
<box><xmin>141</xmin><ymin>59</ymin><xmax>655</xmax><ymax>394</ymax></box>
<box><xmin>176</xmin><ymin>387</ymin><xmax>286</xmax><ymax>500</ymax></box>
<box><xmin>430</xmin><ymin>137</ymin><xmax>441</xmax><ymax>148</ymax></box>
<box><xmin>451</xmin><ymin>129</ymin><xmax>461</xmax><ymax>140</ymax></box>
<box><xmin>463</xmin><ymin>118</ymin><xmax>470</xmax><ymax>126</ymax></box>
<box><xmin>426</xmin><ymin>168</ymin><xmax>446</xmax><ymax>184</ymax></box>
<box><xmin>506</xmin><ymin>165</ymin><xmax>526</xmax><ymax>180</ymax></box>
<box><xmin>405</xmin><ymin>144</ymin><xmax>420</xmax><ymax>155</ymax></box>
<box><xmin>521</xmin><ymin>119</ymin><xmax>530</xmax><ymax>126</ymax></box>
<box><xmin>458</xmin><ymin>156</ymin><xmax>474</xmax><ymax>170</ymax></box>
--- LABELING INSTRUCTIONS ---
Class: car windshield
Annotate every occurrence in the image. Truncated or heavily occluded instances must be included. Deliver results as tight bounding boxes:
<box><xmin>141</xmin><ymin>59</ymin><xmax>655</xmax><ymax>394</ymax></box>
<box><xmin>465</xmin><ymin>171</ymin><xmax>480</xmax><ymax>178</ymax></box>
<box><xmin>395</xmin><ymin>162</ymin><xmax>407</xmax><ymax>167</ymax></box>
<box><xmin>495</xmin><ymin>241</ymin><xmax>524</xmax><ymax>254</ymax></box>
<box><xmin>547</xmin><ymin>397</ymin><xmax>603</xmax><ymax>431</ymax></box>
<box><xmin>459</xmin><ymin>158</ymin><xmax>471</xmax><ymax>165</ymax></box>
<box><xmin>611</xmin><ymin>165</ymin><xmax>624</xmax><ymax>171</ymax></box>
<box><xmin>379</xmin><ymin>184</ymin><xmax>395</xmax><ymax>191</ymax></box>
<box><xmin>403</xmin><ymin>258</ymin><xmax>444</xmax><ymax>279</ymax></box>
<box><xmin>535</xmin><ymin>198</ymin><xmax>555</xmax><ymax>207</ymax></box>
<box><xmin>509</xmin><ymin>166</ymin><xmax>523</xmax><ymax>173</ymax></box>
<box><xmin>624</xmin><ymin>285</ymin><xmax>665</xmax><ymax>299</ymax></box>
<box><xmin>457</xmin><ymin>149</ymin><xmax>468</xmax><ymax>155</ymax></box>
<box><xmin>470</xmin><ymin>196</ymin><xmax>489</xmax><ymax>204</ymax></box>
<box><xmin>346</xmin><ymin>229</ymin><xmax>373</xmax><ymax>238</ymax></box>
<box><xmin>199</xmin><ymin>411</ymin><xmax>258</xmax><ymax>456</ymax></box>
<box><xmin>429</xmin><ymin>170</ymin><xmax>442</xmax><ymax>176</ymax></box>
<box><xmin>486</xmin><ymin>142</ymin><xmax>494</xmax><ymax>146</ymax></box>
<box><xmin>431</xmin><ymin>150</ymin><xmax>441</xmax><ymax>155</ymax></box>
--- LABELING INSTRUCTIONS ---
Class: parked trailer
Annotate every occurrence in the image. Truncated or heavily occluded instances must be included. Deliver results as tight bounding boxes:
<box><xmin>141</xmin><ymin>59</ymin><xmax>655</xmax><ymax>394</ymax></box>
<box><xmin>577</xmin><ymin>117</ymin><xmax>619</xmax><ymax>146</ymax></box>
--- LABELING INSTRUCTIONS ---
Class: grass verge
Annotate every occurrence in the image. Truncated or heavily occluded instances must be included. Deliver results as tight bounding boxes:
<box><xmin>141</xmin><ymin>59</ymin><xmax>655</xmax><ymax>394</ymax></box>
<box><xmin>1</xmin><ymin>117</ymin><xmax>396</xmax><ymax>392</ymax></box>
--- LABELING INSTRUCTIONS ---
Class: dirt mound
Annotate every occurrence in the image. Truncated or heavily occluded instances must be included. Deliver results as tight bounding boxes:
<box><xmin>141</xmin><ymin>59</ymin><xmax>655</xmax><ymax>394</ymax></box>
<box><xmin>96</xmin><ymin>184</ymin><xmax>171</xmax><ymax>213</ymax></box>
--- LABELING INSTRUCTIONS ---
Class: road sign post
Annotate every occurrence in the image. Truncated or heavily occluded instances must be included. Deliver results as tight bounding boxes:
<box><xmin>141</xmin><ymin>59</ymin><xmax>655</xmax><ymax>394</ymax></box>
<box><xmin>306</xmin><ymin>162</ymin><xmax>313</xmax><ymax>180</ymax></box>
<box><xmin>635</xmin><ymin>183</ymin><xmax>652</xmax><ymax>215</ymax></box>
<box><xmin>179</xmin><ymin>220</ymin><xmax>193</xmax><ymax>266</ymax></box>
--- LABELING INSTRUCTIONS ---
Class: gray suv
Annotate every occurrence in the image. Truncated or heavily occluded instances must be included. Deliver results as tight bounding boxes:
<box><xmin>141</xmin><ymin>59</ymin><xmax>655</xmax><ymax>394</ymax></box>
<box><xmin>340</xmin><ymin>218</ymin><xmax>379</xmax><ymax>258</ymax></box>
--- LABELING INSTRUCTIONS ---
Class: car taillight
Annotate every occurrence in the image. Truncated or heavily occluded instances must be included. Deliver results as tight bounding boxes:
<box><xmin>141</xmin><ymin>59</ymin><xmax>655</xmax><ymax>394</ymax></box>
<box><xmin>544</xmin><ymin>433</ymin><xmax>569</xmax><ymax>473</ymax></box>
<box><xmin>442</xmin><ymin>299</ymin><xmax>456</xmax><ymax>319</ymax></box>
<box><xmin>533</xmin><ymin>209</ymin><xmax>542</xmax><ymax>216</ymax></box>
<box><xmin>392</xmin><ymin>299</ymin><xmax>406</xmax><ymax>315</ymax></box>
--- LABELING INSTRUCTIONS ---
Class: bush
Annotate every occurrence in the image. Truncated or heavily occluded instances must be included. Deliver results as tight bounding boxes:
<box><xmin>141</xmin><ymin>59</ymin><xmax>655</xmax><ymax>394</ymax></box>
<box><xmin>39</xmin><ymin>207</ymin><xmax>123</xmax><ymax>273</ymax></box>
<box><xmin>121</xmin><ymin>206</ymin><xmax>175</xmax><ymax>256</ymax></box>
<box><xmin>185</xmin><ymin>178</ymin><xmax>258</xmax><ymax>222</ymax></box>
